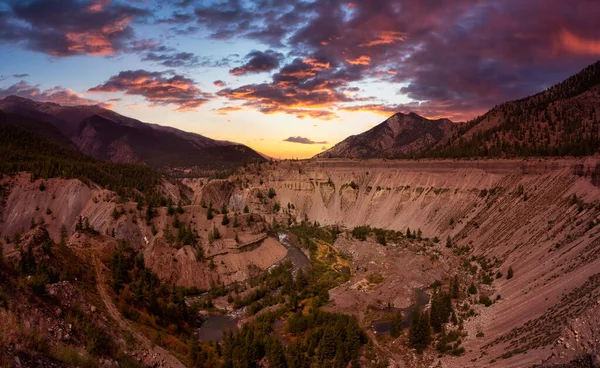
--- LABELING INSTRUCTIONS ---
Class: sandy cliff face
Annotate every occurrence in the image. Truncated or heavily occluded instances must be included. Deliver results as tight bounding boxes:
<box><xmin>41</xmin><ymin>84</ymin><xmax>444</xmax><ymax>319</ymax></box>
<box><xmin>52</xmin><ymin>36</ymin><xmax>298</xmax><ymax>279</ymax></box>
<box><xmin>258</xmin><ymin>158</ymin><xmax>600</xmax><ymax>367</ymax></box>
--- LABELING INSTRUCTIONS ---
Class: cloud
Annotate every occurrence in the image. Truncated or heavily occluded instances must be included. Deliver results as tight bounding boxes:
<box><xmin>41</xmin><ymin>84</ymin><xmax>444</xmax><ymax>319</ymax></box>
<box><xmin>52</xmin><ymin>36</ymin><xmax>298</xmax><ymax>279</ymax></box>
<box><xmin>0</xmin><ymin>0</ymin><xmax>150</xmax><ymax>56</ymax></box>
<box><xmin>214</xmin><ymin>106</ymin><xmax>242</xmax><ymax>115</ymax></box>
<box><xmin>189</xmin><ymin>0</ymin><xmax>600</xmax><ymax>121</ymax></box>
<box><xmin>213</xmin><ymin>80</ymin><xmax>226</xmax><ymax>87</ymax></box>
<box><xmin>0</xmin><ymin>80</ymin><xmax>112</xmax><ymax>107</ymax></box>
<box><xmin>88</xmin><ymin>69</ymin><xmax>211</xmax><ymax>111</ymax></box>
<box><xmin>557</xmin><ymin>29</ymin><xmax>600</xmax><ymax>56</ymax></box>
<box><xmin>283</xmin><ymin>136</ymin><xmax>328</xmax><ymax>144</ymax></box>
<box><xmin>229</xmin><ymin>50</ymin><xmax>283</xmax><ymax>76</ymax></box>
<box><xmin>142</xmin><ymin>51</ymin><xmax>200</xmax><ymax>68</ymax></box>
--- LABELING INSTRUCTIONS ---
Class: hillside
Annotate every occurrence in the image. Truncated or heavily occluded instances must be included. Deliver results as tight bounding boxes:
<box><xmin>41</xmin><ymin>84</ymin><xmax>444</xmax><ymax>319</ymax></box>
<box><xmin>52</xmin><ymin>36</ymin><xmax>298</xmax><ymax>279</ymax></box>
<box><xmin>430</xmin><ymin>61</ymin><xmax>600</xmax><ymax>158</ymax></box>
<box><xmin>318</xmin><ymin>112</ymin><xmax>456</xmax><ymax>159</ymax></box>
<box><xmin>319</xmin><ymin>61</ymin><xmax>600</xmax><ymax>160</ymax></box>
<box><xmin>0</xmin><ymin>96</ymin><xmax>265</xmax><ymax>170</ymax></box>
<box><xmin>0</xmin><ymin>111</ymin><xmax>168</xmax><ymax>206</ymax></box>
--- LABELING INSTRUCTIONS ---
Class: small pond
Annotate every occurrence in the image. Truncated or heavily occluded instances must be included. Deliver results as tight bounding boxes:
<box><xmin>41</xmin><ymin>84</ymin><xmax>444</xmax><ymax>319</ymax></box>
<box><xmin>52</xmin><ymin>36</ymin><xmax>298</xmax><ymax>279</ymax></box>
<box><xmin>371</xmin><ymin>288</ymin><xmax>430</xmax><ymax>334</ymax></box>
<box><xmin>197</xmin><ymin>314</ymin><xmax>239</xmax><ymax>341</ymax></box>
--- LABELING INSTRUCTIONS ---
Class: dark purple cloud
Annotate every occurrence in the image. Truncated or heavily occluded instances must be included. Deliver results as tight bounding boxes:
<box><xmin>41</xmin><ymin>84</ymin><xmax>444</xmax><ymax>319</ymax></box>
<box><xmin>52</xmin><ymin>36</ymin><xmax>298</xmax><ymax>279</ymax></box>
<box><xmin>0</xmin><ymin>0</ymin><xmax>150</xmax><ymax>56</ymax></box>
<box><xmin>283</xmin><ymin>136</ymin><xmax>328</xmax><ymax>144</ymax></box>
<box><xmin>142</xmin><ymin>51</ymin><xmax>200</xmax><ymax>68</ymax></box>
<box><xmin>88</xmin><ymin>69</ymin><xmax>211</xmax><ymax>111</ymax></box>
<box><xmin>229</xmin><ymin>50</ymin><xmax>283</xmax><ymax>75</ymax></box>
<box><xmin>190</xmin><ymin>0</ymin><xmax>600</xmax><ymax>121</ymax></box>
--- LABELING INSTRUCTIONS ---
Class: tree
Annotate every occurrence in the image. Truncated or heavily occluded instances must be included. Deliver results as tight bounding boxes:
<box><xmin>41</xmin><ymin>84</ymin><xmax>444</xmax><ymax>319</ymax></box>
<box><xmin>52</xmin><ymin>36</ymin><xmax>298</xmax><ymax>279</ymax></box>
<box><xmin>243</xmin><ymin>205</ymin><xmax>249</xmax><ymax>213</ymax></box>
<box><xmin>446</xmin><ymin>236</ymin><xmax>452</xmax><ymax>248</ymax></box>
<box><xmin>406</xmin><ymin>228</ymin><xmax>411</xmax><ymax>238</ymax></box>
<box><xmin>468</xmin><ymin>283</ymin><xmax>477</xmax><ymax>295</ymax></box>
<box><xmin>145</xmin><ymin>204</ymin><xmax>154</xmax><ymax>224</ymax></box>
<box><xmin>207</xmin><ymin>202</ymin><xmax>214</xmax><ymax>220</ymax></box>
<box><xmin>188</xmin><ymin>337</ymin><xmax>201</xmax><ymax>366</ymax></box>
<box><xmin>430</xmin><ymin>290</ymin><xmax>453</xmax><ymax>333</ymax></box>
<box><xmin>233</xmin><ymin>214</ymin><xmax>239</xmax><ymax>228</ymax></box>
<box><xmin>176</xmin><ymin>200</ymin><xmax>184</xmax><ymax>214</ymax></box>
<box><xmin>390</xmin><ymin>311</ymin><xmax>402</xmax><ymax>338</ymax></box>
<box><xmin>450</xmin><ymin>275</ymin><xmax>460</xmax><ymax>299</ymax></box>
<box><xmin>268</xmin><ymin>188</ymin><xmax>277</xmax><ymax>199</ymax></box>
<box><xmin>376</xmin><ymin>231</ymin><xmax>386</xmax><ymax>245</ymax></box>
<box><xmin>507</xmin><ymin>266</ymin><xmax>514</xmax><ymax>279</ymax></box>
<box><xmin>408</xmin><ymin>309</ymin><xmax>431</xmax><ymax>354</ymax></box>
<box><xmin>417</xmin><ymin>228</ymin><xmax>422</xmax><ymax>240</ymax></box>
<box><xmin>222</xmin><ymin>214</ymin><xmax>230</xmax><ymax>226</ymax></box>
<box><xmin>75</xmin><ymin>216</ymin><xmax>83</xmax><ymax>231</ymax></box>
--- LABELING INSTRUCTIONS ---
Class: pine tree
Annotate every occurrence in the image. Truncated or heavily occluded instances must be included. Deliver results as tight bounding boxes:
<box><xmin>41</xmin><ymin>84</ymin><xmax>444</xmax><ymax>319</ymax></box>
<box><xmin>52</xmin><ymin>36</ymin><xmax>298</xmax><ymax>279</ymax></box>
<box><xmin>390</xmin><ymin>311</ymin><xmax>402</xmax><ymax>338</ymax></box>
<box><xmin>207</xmin><ymin>202</ymin><xmax>214</xmax><ymax>220</ymax></box>
<box><xmin>76</xmin><ymin>216</ymin><xmax>84</xmax><ymax>231</ymax></box>
<box><xmin>408</xmin><ymin>309</ymin><xmax>432</xmax><ymax>354</ymax></box>
<box><xmin>446</xmin><ymin>236</ymin><xmax>452</xmax><ymax>248</ymax></box>
<box><xmin>450</xmin><ymin>275</ymin><xmax>460</xmax><ymax>299</ymax></box>
<box><xmin>406</xmin><ymin>228</ymin><xmax>411</xmax><ymax>238</ymax></box>
<box><xmin>507</xmin><ymin>266</ymin><xmax>514</xmax><ymax>279</ymax></box>
<box><xmin>222</xmin><ymin>214</ymin><xmax>230</xmax><ymax>226</ymax></box>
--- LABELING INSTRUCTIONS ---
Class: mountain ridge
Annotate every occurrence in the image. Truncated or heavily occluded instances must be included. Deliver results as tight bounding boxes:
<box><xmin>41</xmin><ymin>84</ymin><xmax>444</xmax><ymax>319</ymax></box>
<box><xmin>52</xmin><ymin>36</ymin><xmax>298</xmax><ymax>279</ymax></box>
<box><xmin>0</xmin><ymin>95</ymin><xmax>265</xmax><ymax>170</ymax></box>
<box><xmin>318</xmin><ymin>60</ymin><xmax>600</xmax><ymax>160</ymax></box>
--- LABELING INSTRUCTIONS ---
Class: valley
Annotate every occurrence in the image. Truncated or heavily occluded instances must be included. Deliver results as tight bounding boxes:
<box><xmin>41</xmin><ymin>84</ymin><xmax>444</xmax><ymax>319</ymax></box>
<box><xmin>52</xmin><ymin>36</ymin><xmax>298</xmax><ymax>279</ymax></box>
<box><xmin>2</xmin><ymin>157</ymin><xmax>600</xmax><ymax>367</ymax></box>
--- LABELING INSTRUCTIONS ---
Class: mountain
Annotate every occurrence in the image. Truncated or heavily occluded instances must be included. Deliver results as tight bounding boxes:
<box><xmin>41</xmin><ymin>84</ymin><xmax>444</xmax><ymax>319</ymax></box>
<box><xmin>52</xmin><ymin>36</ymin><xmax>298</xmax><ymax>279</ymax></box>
<box><xmin>0</xmin><ymin>96</ymin><xmax>265</xmax><ymax>169</ymax></box>
<box><xmin>319</xmin><ymin>61</ymin><xmax>600</xmax><ymax>160</ymax></box>
<box><xmin>429</xmin><ymin>61</ymin><xmax>600</xmax><ymax>158</ymax></box>
<box><xmin>317</xmin><ymin>112</ymin><xmax>456</xmax><ymax>159</ymax></box>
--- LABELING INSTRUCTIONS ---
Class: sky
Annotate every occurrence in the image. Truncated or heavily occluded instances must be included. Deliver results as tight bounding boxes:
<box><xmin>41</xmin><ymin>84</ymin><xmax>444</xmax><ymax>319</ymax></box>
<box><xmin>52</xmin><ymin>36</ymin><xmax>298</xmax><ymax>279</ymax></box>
<box><xmin>0</xmin><ymin>0</ymin><xmax>599</xmax><ymax>159</ymax></box>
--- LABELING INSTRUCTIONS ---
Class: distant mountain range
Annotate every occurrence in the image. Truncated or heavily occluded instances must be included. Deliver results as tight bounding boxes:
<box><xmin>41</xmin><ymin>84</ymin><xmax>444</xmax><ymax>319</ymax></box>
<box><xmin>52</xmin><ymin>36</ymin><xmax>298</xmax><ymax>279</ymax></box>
<box><xmin>319</xmin><ymin>61</ymin><xmax>600</xmax><ymax>159</ymax></box>
<box><xmin>0</xmin><ymin>96</ymin><xmax>265</xmax><ymax>170</ymax></box>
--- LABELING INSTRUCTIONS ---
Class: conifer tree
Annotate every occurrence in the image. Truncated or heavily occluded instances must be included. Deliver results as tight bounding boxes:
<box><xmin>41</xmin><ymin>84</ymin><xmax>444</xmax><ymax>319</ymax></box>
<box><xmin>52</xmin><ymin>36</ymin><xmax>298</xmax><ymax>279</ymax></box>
<box><xmin>390</xmin><ymin>311</ymin><xmax>403</xmax><ymax>338</ymax></box>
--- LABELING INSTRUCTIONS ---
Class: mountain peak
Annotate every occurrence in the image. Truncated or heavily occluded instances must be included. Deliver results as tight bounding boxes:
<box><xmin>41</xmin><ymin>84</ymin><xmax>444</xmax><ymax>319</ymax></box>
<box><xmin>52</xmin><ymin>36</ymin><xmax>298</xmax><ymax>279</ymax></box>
<box><xmin>318</xmin><ymin>111</ymin><xmax>456</xmax><ymax>159</ymax></box>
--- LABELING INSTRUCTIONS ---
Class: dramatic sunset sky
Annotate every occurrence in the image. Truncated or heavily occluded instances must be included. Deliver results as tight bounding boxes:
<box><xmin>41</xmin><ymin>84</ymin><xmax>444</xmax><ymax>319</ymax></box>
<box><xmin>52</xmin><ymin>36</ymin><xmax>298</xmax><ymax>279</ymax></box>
<box><xmin>0</xmin><ymin>0</ymin><xmax>599</xmax><ymax>158</ymax></box>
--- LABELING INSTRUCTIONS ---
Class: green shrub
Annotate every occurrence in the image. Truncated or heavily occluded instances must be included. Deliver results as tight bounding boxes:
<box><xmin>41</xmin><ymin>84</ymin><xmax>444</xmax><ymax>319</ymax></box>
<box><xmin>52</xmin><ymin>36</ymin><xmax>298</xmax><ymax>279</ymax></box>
<box><xmin>479</xmin><ymin>295</ymin><xmax>492</xmax><ymax>307</ymax></box>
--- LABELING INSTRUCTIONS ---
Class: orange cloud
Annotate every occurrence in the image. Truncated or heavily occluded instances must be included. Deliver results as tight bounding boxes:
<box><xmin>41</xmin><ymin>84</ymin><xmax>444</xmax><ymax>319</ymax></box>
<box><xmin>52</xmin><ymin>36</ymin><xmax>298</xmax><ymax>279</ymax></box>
<box><xmin>347</xmin><ymin>55</ymin><xmax>371</xmax><ymax>65</ymax></box>
<box><xmin>87</xmin><ymin>0</ymin><xmax>112</xmax><ymax>13</ymax></box>
<box><xmin>214</xmin><ymin>106</ymin><xmax>244</xmax><ymax>115</ymax></box>
<box><xmin>303</xmin><ymin>58</ymin><xmax>331</xmax><ymax>70</ymax></box>
<box><xmin>89</xmin><ymin>70</ymin><xmax>211</xmax><ymax>111</ymax></box>
<box><xmin>359</xmin><ymin>31</ymin><xmax>407</xmax><ymax>47</ymax></box>
<box><xmin>65</xmin><ymin>16</ymin><xmax>132</xmax><ymax>56</ymax></box>
<box><xmin>558</xmin><ymin>29</ymin><xmax>600</xmax><ymax>56</ymax></box>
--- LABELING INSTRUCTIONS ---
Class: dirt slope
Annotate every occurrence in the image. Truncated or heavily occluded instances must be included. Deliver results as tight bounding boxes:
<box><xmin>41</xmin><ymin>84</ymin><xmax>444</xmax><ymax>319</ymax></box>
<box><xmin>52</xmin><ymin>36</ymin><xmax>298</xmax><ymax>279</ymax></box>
<box><xmin>256</xmin><ymin>157</ymin><xmax>600</xmax><ymax>367</ymax></box>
